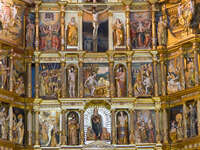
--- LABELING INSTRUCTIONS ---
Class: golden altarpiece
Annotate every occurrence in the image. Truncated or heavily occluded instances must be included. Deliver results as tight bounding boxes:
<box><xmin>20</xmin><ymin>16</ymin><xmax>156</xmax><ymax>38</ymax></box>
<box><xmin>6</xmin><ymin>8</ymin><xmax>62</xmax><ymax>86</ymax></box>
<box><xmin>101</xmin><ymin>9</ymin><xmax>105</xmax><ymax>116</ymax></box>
<box><xmin>0</xmin><ymin>0</ymin><xmax>200</xmax><ymax>149</ymax></box>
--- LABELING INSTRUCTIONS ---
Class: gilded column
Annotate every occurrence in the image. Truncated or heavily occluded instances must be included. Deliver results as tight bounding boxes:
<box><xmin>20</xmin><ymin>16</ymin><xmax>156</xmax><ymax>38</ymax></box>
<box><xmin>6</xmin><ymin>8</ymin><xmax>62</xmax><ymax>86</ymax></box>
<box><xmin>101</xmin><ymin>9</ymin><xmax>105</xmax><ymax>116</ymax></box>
<box><xmin>59</xmin><ymin>2</ymin><xmax>66</xmax><ymax>51</ymax></box>
<box><xmin>160</xmin><ymin>54</ymin><xmax>166</xmax><ymax>96</ymax></box>
<box><xmin>108</xmin><ymin>11</ymin><xmax>113</xmax><ymax>50</ymax></box>
<box><xmin>111</xmin><ymin>109</ymin><xmax>116</xmax><ymax>144</ymax></box>
<box><xmin>183</xmin><ymin>103</ymin><xmax>187</xmax><ymax>138</ymax></box>
<box><xmin>151</xmin><ymin>2</ymin><xmax>156</xmax><ymax>49</ymax></box>
<box><xmin>197</xmin><ymin>98</ymin><xmax>200</xmax><ymax>135</ymax></box>
<box><xmin>35</xmin><ymin>110</ymin><xmax>39</xmax><ymax>145</ymax></box>
<box><xmin>163</xmin><ymin>108</ymin><xmax>168</xmax><ymax>143</ymax></box>
<box><xmin>152</xmin><ymin>52</ymin><xmax>158</xmax><ymax>96</ymax></box>
<box><xmin>61</xmin><ymin>110</ymin><xmax>66</xmax><ymax>145</ymax></box>
<box><xmin>27</xmin><ymin>60</ymin><xmax>32</xmax><ymax>98</ymax></box>
<box><xmin>125</xmin><ymin>5</ymin><xmax>131</xmax><ymax>50</ymax></box>
<box><xmin>9</xmin><ymin>105</ymin><xmax>13</xmax><ymax>142</ymax></box>
<box><xmin>78</xmin><ymin>11</ymin><xmax>83</xmax><ymax>50</ymax></box>
<box><xmin>127</xmin><ymin>52</ymin><xmax>133</xmax><ymax>97</ymax></box>
<box><xmin>79</xmin><ymin>53</ymin><xmax>84</xmax><ymax>98</ymax></box>
<box><xmin>34</xmin><ymin>1</ymin><xmax>41</xmax><ymax>51</ymax></box>
<box><xmin>9</xmin><ymin>49</ymin><xmax>14</xmax><ymax>92</ymax></box>
<box><xmin>180</xmin><ymin>47</ymin><xmax>186</xmax><ymax>90</ymax></box>
<box><xmin>193</xmin><ymin>42</ymin><xmax>199</xmax><ymax>86</ymax></box>
<box><xmin>108</xmin><ymin>53</ymin><xmax>115</xmax><ymax>97</ymax></box>
<box><xmin>129</xmin><ymin>109</ymin><xmax>135</xmax><ymax>144</ymax></box>
<box><xmin>155</xmin><ymin>98</ymin><xmax>161</xmax><ymax>143</ymax></box>
<box><xmin>80</xmin><ymin>110</ymin><xmax>84</xmax><ymax>145</ymax></box>
<box><xmin>35</xmin><ymin>59</ymin><xmax>39</xmax><ymax>98</ymax></box>
<box><xmin>27</xmin><ymin>110</ymin><xmax>32</xmax><ymax>145</ymax></box>
<box><xmin>61</xmin><ymin>61</ymin><xmax>66</xmax><ymax>98</ymax></box>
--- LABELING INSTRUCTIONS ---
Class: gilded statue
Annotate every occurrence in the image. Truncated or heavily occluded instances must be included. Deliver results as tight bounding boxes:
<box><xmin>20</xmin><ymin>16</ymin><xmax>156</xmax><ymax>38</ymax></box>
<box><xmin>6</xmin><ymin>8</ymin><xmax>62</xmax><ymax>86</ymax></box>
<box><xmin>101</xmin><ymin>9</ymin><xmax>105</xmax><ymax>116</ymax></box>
<box><xmin>67</xmin><ymin>17</ymin><xmax>78</xmax><ymax>46</ymax></box>
<box><xmin>113</xmin><ymin>18</ymin><xmax>124</xmax><ymax>46</ymax></box>
<box><xmin>68</xmin><ymin>113</ymin><xmax>79</xmax><ymax>145</ymax></box>
<box><xmin>158</xmin><ymin>16</ymin><xmax>167</xmax><ymax>47</ymax></box>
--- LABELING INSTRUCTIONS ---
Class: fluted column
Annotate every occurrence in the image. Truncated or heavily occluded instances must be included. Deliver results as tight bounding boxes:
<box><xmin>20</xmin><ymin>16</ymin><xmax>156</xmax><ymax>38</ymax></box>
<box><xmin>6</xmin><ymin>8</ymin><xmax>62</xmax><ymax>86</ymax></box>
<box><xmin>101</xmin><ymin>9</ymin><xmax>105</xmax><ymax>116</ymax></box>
<box><xmin>183</xmin><ymin>103</ymin><xmax>187</xmax><ymax>138</ymax></box>
<box><xmin>111</xmin><ymin>109</ymin><xmax>116</xmax><ymax>144</ymax></box>
<box><xmin>79</xmin><ymin>54</ymin><xmax>84</xmax><ymax>98</ymax></box>
<box><xmin>151</xmin><ymin>3</ymin><xmax>156</xmax><ymax>49</ymax></box>
<box><xmin>27</xmin><ymin>61</ymin><xmax>32</xmax><ymax>98</ymax></box>
<box><xmin>78</xmin><ymin>11</ymin><xmax>83</xmax><ymax>50</ymax></box>
<box><xmin>180</xmin><ymin>47</ymin><xmax>186</xmax><ymax>90</ymax></box>
<box><xmin>125</xmin><ymin>5</ymin><xmax>131</xmax><ymax>50</ymax></box>
<box><xmin>61</xmin><ymin>61</ymin><xmax>66</xmax><ymax>98</ymax></box>
<box><xmin>127</xmin><ymin>52</ymin><xmax>133</xmax><ymax>97</ymax></box>
<box><xmin>35</xmin><ymin>110</ymin><xmax>39</xmax><ymax>145</ymax></box>
<box><xmin>34</xmin><ymin>1</ymin><xmax>41</xmax><ymax>51</ymax></box>
<box><xmin>80</xmin><ymin>110</ymin><xmax>84</xmax><ymax>145</ymax></box>
<box><xmin>59</xmin><ymin>2</ymin><xmax>66</xmax><ymax>51</ymax></box>
<box><xmin>108</xmin><ymin>53</ymin><xmax>115</xmax><ymax>97</ymax></box>
<box><xmin>27</xmin><ymin>110</ymin><xmax>32</xmax><ymax>145</ymax></box>
<box><xmin>197</xmin><ymin>98</ymin><xmax>200</xmax><ymax>136</ymax></box>
<box><xmin>163</xmin><ymin>108</ymin><xmax>168</xmax><ymax>143</ymax></box>
<box><xmin>35</xmin><ymin>61</ymin><xmax>39</xmax><ymax>98</ymax></box>
<box><xmin>193</xmin><ymin>42</ymin><xmax>199</xmax><ymax>86</ymax></box>
<box><xmin>9</xmin><ymin>49</ymin><xmax>14</xmax><ymax>92</ymax></box>
<box><xmin>61</xmin><ymin>110</ymin><xmax>66</xmax><ymax>145</ymax></box>
<box><xmin>129</xmin><ymin>109</ymin><xmax>135</xmax><ymax>144</ymax></box>
<box><xmin>108</xmin><ymin>12</ymin><xmax>113</xmax><ymax>50</ymax></box>
<box><xmin>9</xmin><ymin>105</ymin><xmax>13</xmax><ymax>142</ymax></box>
<box><xmin>152</xmin><ymin>52</ymin><xmax>158</xmax><ymax>96</ymax></box>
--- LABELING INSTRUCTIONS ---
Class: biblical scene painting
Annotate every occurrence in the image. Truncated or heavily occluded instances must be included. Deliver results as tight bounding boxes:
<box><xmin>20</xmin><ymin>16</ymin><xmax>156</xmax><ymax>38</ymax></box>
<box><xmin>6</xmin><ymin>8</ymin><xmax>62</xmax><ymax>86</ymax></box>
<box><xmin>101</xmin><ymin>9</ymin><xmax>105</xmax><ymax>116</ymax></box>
<box><xmin>26</xmin><ymin>12</ymin><xmax>35</xmax><ymax>48</ymax></box>
<box><xmin>135</xmin><ymin>110</ymin><xmax>156</xmax><ymax>143</ymax></box>
<box><xmin>84</xmin><ymin>107</ymin><xmax>111</xmax><ymax>144</ymax></box>
<box><xmin>116</xmin><ymin>111</ymin><xmax>129</xmax><ymax>144</ymax></box>
<box><xmin>39</xmin><ymin>12</ymin><xmax>60</xmax><ymax>51</ymax></box>
<box><xmin>169</xmin><ymin>105</ymin><xmax>184</xmax><ymax>142</ymax></box>
<box><xmin>65</xmin><ymin>12</ymin><xmax>79</xmax><ymax>49</ymax></box>
<box><xmin>132</xmin><ymin>62</ymin><xmax>154</xmax><ymax>97</ymax></box>
<box><xmin>0</xmin><ymin>0</ymin><xmax>24</xmax><ymax>46</ymax></box>
<box><xmin>82</xmin><ymin>6</ymin><xmax>109</xmax><ymax>52</ymax></box>
<box><xmin>66</xmin><ymin>111</ymin><xmax>80</xmax><ymax>145</ymax></box>
<box><xmin>13</xmin><ymin>57</ymin><xmax>25</xmax><ymax>97</ymax></box>
<box><xmin>186</xmin><ymin>100</ymin><xmax>198</xmax><ymax>137</ymax></box>
<box><xmin>114</xmin><ymin>64</ymin><xmax>127</xmax><ymax>97</ymax></box>
<box><xmin>39</xmin><ymin>111</ymin><xmax>60</xmax><ymax>147</ymax></box>
<box><xmin>13</xmin><ymin>107</ymin><xmax>25</xmax><ymax>145</ymax></box>
<box><xmin>0</xmin><ymin>102</ymin><xmax>9</xmax><ymax>140</ymax></box>
<box><xmin>112</xmin><ymin>13</ymin><xmax>126</xmax><ymax>49</ymax></box>
<box><xmin>39</xmin><ymin>63</ymin><xmax>61</xmax><ymax>99</ymax></box>
<box><xmin>66</xmin><ymin>64</ymin><xmax>78</xmax><ymax>98</ymax></box>
<box><xmin>83</xmin><ymin>63</ymin><xmax>110</xmax><ymax>97</ymax></box>
<box><xmin>184</xmin><ymin>53</ymin><xmax>195</xmax><ymax>88</ymax></box>
<box><xmin>0</xmin><ymin>52</ymin><xmax>9</xmax><ymax>90</ymax></box>
<box><xmin>130</xmin><ymin>12</ymin><xmax>152</xmax><ymax>49</ymax></box>
<box><xmin>167</xmin><ymin>57</ymin><xmax>181</xmax><ymax>94</ymax></box>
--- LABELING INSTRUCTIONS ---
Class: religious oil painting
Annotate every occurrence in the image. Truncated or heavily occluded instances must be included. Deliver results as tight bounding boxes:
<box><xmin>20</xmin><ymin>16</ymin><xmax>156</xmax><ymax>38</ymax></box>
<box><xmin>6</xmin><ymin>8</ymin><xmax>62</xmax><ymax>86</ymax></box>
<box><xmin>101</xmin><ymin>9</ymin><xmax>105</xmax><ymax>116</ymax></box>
<box><xmin>82</xmin><ymin>6</ymin><xmax>109</xmax><ymax>52</ymax></box>
<box><xmin>0</xmin><ymin>102</ymin><xmax>9</xmax><ymax>140</ymax></box>
<box><xmin>130</xmin><ymin>12</ymin><xmax>152</xmax><ymax>49</ymax></box>
<box><xmin>66</xmin><ymin>111</ymin><xmax>80</xmax><ymax>145</ymax></box>
<box><xmin>135</xmin><ymin>110</ymin><xmax>156</xmax><ymax>143</ymax></box>
<box><xmin>66</xmin><ymin>64</ymin><xmax>79</xmax><ymax>98</ymax></box>
<box><xmin>0</xmin><ymin>0</ymin><xmax>24</xmax><ymax>46</ymax></box>
<box><xmin>114</xmin><ymin>64</ymin><xmax>127</xmax><ymax>97</ymax></box>
<box><xmin>169</xmin><ymin>105</ymin><xmax>184</xmax><ymax>142</ymax></box>
<box><xmin>65</xmin><ymin>12</ymin><xmax>79</xmax><ymax>49</ymax></box>
<box><xmin>112</xmin><ymin>13</ymin><xmax>126</xmax><ymax>50</ymax></box>
<box><xmin>185</xmin><ymin>53</ymin><xmax>195</xmax><ymax>88</ymax></box>
<box><xmin>116</xmin><ymin>111</ymin><xmax>129</xmax><ymax>144</ymax></box>
<box><xmin>39</xmin><ymin>12</ymin><xmax>60</xmax><ymax>51</ymax></box>
<box><xmin>13</xmin><ymin>57</ymin><xmax>25</xmax><ymax>97</ymax></box>
<box><xmin>83</xmin><ymin>63</ymin><xmax>110</xmax><ymax>97</ymax></box>
<box><xmin>167</xmin><ymin>57</ymin><xmax>181</xmax><ymax>94</ymax></box>
<box><xmin>39</xmin><ymin>63</ymin><xmax>61</xmax><ymax>99</ymax></box>
<box><xmin>26</xmin><ymin>12</ymin><xmax>35</xmax><ymax>48</ymax></box>
<box><xmin>132</xmin><ymin>62</ymin><xmax>154</xmax><ymax>97</ymax></box>
<box><xmin>0</xmin><ymin>51</ymin><xmax>10</xmax><ymax>90</ymax></box>
<box><xmin>39</xmin><ymin>111</ymin><xmax>60</xmax><ymax>147</ymax></box>
<box><xmin>13</xmin><ymin>107</ymin><xmax>25</xmax><ymax>145</ymax></box>
<box><xmin>186</xmin><ymin>100</ymin><xmax>198</xmax><ymax>138</ymax></box>
<box><xmin>84</xmin><ymin>107</ymin><xmax>111</xmax><ymax>144</ymax></box>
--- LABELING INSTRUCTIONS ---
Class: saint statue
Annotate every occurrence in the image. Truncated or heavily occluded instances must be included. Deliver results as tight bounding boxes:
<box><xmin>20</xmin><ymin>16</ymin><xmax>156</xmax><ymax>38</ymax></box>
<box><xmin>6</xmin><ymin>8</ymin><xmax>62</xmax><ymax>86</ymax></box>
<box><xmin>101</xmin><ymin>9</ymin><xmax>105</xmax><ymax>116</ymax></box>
<box><xmin>91</xmin><ymin>108</ymin><xmax>102</xmax><ymax>140</ymax></box>
<box><xmin>117</xmin><ymin>111</ymin><xmax>128</xmax><ymax>144</ymax></box>
<box><xmin>84</xmin><ymin>72</ymin><xmax>98</xmax><ymax>97</ymax></box>
<box><xmin>158</xmin><ymin>16</ymin><xmax>167</xmax><ymax>46</ymax></box>
<box><xmin>68</xmin><ymin>113</ymin><xmax>79</xmax><ymax>145</ymax></box>
<box><xmin>115</xmin><ymin>66</ymin><xmax>126</xmax><ymax>97</ymax></box>
<box><xmin>113</xmin><ymin>18</ymin><xmax>124</xmax><ymax>46</ymax></box>
<box><xmin>188</xmin><ymin>104</ymin><xmax>197</xmax><ymax>137</ymax></box>
<box><xmin>68</xmin><ymin>66</ymin><xmax>76</xmax><ymax>98</ymax></box>
<box><xmin>26</xmin><ymin>17</ymin><xmax>35</xmax><ymax>48</ymax></box>
<box><xmin>67</xmin><ymin>17</ymin><xmax>78</xmax><ymax>46</ymax></box>
<box><xmin>16</xmin><ymin>114</ymin><xmax>24</xmax><ymax>144</ymax></box>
